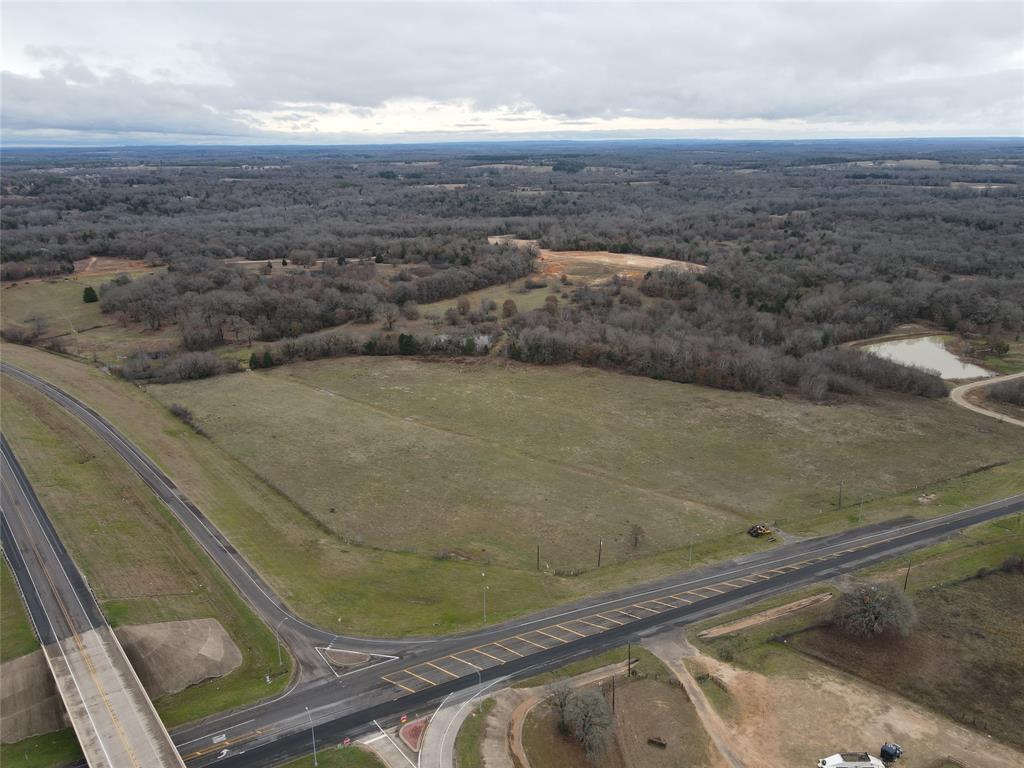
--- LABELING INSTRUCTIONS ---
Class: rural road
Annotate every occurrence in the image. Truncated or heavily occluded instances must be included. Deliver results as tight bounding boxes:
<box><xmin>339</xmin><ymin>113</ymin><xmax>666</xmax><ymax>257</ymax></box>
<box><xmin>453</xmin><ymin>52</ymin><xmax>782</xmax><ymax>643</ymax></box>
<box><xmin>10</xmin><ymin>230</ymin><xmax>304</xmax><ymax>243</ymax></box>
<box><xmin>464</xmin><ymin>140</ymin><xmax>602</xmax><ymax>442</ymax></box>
<box><xmin>4</xmin><ymin>360</ymin><xmax>1024</xmax><ymax>767</ymax></box>
<box><xmin>950</xmin><ymin>370</ymin><xmax>1024</xmax><ymax>428</ymax></box>
<box><xmin>1</xmin><ymin>436</ymin><xmax>185</xmax><ymax>768</ymax></box>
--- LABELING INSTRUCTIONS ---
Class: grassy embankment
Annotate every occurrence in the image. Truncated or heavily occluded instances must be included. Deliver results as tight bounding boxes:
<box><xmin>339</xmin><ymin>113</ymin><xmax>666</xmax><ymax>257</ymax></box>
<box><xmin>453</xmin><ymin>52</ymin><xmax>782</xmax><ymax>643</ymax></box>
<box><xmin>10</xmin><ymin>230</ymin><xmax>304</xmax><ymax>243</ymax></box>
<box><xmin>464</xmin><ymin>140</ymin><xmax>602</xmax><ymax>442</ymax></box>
<box><xmin>0</xmin><ymin>374</ymin><xmax>291</xmax><ymax>732</ymax></box>
<box><xmin>3</xmin><ymin>343</ymin><xmax>1023</xmax><ymax>638</ymax></box>
<box><xmin>692</xmin><ymin>513</ymin><xmax>1024</xmax><ymax>749</ymax></box>
<box><xmin>1</xmin><ymin>556</ymin><xmax>39</xmax><ymax>661</ymax></box>
<box><xmin>453</xmin><ymin>697</ymin><xmax>494</xmax><ymax>768</ymax></box>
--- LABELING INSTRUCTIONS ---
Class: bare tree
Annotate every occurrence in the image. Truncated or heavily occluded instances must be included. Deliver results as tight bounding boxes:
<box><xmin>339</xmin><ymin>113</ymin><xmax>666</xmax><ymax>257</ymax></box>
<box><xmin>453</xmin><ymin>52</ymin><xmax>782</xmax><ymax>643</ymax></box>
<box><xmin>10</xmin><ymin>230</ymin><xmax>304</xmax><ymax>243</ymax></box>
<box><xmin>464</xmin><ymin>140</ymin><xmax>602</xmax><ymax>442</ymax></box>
<box><xmin>833</xmin><ymin>583</ymin><xmax>915</xmax><ymax>638</ymax></box>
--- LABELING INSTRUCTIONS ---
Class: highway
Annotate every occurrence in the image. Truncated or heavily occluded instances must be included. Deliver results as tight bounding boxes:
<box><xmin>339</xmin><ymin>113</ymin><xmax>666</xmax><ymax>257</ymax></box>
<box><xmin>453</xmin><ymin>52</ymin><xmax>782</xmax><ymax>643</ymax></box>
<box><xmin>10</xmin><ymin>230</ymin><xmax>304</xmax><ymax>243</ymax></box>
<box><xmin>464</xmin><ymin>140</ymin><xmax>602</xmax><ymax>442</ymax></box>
<box><xmin>0</xmin><ymin>436</ymin><xmax>185</xmax><ymax>768</ymax></box>
<box><xmin>3</xmin><ymin>360</ymin><xmax>1023</xmax><ymax>767</ymax></box>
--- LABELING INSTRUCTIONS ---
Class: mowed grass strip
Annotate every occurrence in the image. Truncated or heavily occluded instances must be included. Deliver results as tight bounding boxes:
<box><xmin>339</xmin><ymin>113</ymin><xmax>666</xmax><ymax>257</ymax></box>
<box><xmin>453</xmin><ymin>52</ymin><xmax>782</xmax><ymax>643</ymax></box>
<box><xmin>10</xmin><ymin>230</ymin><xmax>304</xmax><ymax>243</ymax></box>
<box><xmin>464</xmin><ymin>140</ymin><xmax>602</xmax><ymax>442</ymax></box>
<box><xmin>153</xmin><ymin>356</ymin><xmax>1024</xmax><ymax>570</ymax></box>
<box><xmin>0</xmin><ymin>374</ymin><xmax>290</xmax><ymax>727</ymax></box>
<box><xmin>1</xmin><ymin>555</ymin><xmax>39</xmax><ymax>662</ymax></box>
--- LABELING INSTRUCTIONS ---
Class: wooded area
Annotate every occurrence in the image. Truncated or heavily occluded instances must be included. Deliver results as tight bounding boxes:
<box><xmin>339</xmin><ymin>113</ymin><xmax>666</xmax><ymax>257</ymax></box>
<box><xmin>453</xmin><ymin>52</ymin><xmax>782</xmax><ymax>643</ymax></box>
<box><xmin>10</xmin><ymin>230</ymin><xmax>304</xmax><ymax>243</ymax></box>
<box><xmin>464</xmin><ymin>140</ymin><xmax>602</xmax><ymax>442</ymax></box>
<box><xmin>2</xmin><ymin>139</ymin><xmax>1021</xmax><ymax>399</ymax></box>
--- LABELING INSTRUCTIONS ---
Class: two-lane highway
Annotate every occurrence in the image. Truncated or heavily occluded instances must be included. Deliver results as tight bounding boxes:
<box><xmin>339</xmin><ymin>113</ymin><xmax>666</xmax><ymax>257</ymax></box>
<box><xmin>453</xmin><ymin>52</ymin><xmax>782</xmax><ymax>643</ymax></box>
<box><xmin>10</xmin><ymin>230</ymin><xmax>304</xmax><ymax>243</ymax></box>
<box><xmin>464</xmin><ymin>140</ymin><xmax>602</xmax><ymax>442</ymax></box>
<box><xmin>1</xmin><ymin>435</ymin><xmax>185</xmax><ymax>768</ymax></box>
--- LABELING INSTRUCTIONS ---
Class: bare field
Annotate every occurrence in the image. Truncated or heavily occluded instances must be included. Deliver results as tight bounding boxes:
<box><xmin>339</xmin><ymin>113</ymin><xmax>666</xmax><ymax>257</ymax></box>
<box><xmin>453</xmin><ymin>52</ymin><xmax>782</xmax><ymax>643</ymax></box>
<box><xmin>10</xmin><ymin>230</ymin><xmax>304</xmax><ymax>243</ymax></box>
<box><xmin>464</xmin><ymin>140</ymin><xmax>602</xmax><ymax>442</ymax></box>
<box><xmin>152</xmin><ymin>356</ymin><xmax>1024</xmax><ymax>572</ymax></box>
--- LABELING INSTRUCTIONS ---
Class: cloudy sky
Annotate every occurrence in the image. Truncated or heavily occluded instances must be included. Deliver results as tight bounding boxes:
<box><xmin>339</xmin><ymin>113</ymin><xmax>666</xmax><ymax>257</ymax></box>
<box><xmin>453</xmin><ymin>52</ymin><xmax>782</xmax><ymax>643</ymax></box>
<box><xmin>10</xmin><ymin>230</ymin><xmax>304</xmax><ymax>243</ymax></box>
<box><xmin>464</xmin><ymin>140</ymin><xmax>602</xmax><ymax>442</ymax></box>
<box><xmin>2</xmin><ymin>1</ymin><xmax>1022</xmax><ymax>145</ymax></box>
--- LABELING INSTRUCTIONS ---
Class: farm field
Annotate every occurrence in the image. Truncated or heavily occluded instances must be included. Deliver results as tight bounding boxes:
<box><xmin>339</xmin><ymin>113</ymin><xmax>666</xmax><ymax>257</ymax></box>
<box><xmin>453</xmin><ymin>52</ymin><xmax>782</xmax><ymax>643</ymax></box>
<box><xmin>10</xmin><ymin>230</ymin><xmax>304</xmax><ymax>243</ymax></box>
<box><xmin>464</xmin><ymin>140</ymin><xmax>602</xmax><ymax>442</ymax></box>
<box><xmin>152</xmin><ymin>356</ymin><xmax>1024</xmax><ymax>572</ymax></box>
<box><xmin>0</xmin><ymin>373</ymin><xmax>290</xmax><ymax>727</ymax></box>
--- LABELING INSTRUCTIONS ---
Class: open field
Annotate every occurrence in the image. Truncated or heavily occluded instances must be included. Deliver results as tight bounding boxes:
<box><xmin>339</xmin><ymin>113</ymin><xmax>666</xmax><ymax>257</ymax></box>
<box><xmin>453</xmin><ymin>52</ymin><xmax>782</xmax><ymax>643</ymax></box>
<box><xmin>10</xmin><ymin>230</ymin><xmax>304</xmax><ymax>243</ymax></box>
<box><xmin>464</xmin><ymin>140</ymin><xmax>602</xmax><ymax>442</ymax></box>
<box><xmin>1</xmin><ymin>556</ymin><xmax>39</xmax><ymax>662</ymax></box>
<box><xmin>152</xmin><ymin>356</ymin><xmax>1024</xmax><ymax>572</ymax></box>
<box><xmin>0</xmin><ymin>373</ymin><xmax>290</xmax><ymax>727</ymax></box>
<box><xmin>4</xmin><ymin>344</ymin><xmax>1023</xmax><ymax>637</ymax></box>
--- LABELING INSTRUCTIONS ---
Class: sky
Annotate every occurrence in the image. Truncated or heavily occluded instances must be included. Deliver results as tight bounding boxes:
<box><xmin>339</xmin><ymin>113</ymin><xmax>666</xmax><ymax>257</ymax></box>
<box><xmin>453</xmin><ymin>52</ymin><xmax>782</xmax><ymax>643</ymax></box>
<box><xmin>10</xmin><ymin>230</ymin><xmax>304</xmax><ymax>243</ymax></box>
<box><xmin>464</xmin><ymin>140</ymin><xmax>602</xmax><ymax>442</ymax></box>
<box><xmin>2</xmin><ymin>1</ymin><xmax>1022</xmax><ymax>145</ymax></box>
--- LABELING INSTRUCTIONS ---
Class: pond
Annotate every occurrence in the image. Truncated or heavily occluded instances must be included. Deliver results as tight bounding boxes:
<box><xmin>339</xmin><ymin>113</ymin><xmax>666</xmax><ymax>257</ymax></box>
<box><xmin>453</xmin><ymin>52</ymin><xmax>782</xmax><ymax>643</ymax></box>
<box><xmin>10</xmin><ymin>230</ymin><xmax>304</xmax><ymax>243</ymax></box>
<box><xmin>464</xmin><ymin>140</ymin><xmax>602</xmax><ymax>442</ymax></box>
<box><xmin>864</xmin><ymin>336</ymin><xmax>992</xmax><ymax>380</ymax></box>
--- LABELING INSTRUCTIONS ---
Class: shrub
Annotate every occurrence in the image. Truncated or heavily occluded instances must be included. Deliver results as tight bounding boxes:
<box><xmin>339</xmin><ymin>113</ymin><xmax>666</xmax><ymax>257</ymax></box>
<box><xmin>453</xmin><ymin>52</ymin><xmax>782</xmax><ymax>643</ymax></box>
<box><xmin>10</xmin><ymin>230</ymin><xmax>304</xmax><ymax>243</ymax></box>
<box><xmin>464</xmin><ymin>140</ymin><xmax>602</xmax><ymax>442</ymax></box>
<box><xmin>82</xmin><ymin>285</ymin><xmax>99</xmax><ymax>303</ymax></box>
<box><xmin>1000</xmin><ymin>554</ymin><xmax>1023</xmax><ymax>574</ymax></box>
<box><xmin>987</xmin><ymin>380</ymin><xmax>1024</xmax><ymax>407</ymax></box>
<box><xmin>833</xmin><ymin>583</ymin><xmax>915</xmax><ymax>638</ymax></box>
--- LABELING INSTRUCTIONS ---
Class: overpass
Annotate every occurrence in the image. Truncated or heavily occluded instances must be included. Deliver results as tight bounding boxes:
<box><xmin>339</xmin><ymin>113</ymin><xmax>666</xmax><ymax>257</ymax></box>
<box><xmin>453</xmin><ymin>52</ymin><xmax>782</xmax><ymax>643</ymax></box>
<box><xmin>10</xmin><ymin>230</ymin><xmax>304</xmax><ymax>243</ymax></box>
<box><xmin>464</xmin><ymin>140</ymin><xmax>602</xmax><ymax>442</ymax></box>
<box><xmin>1</xmin><ymin>435</ymin><xmax>185</xmax><ymax>768</ymax></box>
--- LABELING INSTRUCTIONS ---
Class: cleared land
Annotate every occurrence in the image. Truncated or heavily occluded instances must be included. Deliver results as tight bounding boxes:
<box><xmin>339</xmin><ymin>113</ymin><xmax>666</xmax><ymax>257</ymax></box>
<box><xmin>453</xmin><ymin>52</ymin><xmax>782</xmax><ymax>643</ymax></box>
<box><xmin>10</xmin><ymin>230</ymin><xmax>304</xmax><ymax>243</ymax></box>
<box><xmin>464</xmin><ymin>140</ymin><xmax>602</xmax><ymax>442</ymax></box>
<box><xmin>153</xmin><ymin>356</ymin><xmax>1024</xmax><ymax>572</ymax></box>
<box><xmin>0</xmin><ymin>373</ymin><xmax>289</xmax><ymax>728</ymax></box>
<box><xmin>1</xmin><ymin>556</ymin><xmax>38</xmax><ymax>662</ymax></box>
<box><xmin>691</xmin><ymin>517</ymin><xmax>1024</xmax><ymax>764</ymax></box>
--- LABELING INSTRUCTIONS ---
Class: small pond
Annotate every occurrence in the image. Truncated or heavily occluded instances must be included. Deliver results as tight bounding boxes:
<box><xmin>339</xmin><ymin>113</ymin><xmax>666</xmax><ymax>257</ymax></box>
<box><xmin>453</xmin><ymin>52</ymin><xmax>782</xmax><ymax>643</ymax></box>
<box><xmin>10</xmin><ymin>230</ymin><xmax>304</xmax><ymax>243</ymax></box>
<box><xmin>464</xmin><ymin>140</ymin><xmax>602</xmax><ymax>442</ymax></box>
<box><xmin>864</xmin><ymin>336</ymin><xmax>992</xmax><ymax>380</ymax></box>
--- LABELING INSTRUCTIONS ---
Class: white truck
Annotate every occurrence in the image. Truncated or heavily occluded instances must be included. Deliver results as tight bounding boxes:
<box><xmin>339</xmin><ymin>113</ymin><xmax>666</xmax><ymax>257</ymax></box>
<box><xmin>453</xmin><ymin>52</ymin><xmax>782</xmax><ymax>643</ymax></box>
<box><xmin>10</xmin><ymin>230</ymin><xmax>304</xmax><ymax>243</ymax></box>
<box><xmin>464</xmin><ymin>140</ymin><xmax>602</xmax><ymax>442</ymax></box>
<box><xmin>817</xmin><ymin>754</ymin><xmax>886</xmax><ymax>768</ymax></box>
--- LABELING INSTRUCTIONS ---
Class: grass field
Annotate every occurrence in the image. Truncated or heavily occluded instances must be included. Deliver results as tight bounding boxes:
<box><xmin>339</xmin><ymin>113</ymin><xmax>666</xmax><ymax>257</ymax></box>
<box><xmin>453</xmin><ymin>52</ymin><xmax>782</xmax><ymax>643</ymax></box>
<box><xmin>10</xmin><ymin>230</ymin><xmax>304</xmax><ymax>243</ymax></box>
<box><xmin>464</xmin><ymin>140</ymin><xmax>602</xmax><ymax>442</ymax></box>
<box><xmin>4</xmin><ymin>344</ymin><xmax>1023</xmax><ymax>637</ymax></box>
<box><xmin>0</xmin><ymin>374</ymin><xmax>291</xmax><ymax>727</ymax></box>
<box><xmin>152</xmin><ymin>356</ymin><xmax>1024</xmax><ymax>573</ymax></box>
<box><xmin>1</xmin><ymin>555</ymin><xmax>39</xmax><ymax>662</ymax></box>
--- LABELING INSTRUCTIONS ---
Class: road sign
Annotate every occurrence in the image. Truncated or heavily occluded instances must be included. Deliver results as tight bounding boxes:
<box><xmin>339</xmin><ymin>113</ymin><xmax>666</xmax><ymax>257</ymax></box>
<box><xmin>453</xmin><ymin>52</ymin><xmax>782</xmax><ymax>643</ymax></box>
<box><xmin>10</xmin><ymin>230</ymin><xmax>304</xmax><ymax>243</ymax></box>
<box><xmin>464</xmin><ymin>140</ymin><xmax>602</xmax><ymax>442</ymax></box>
<box><xmin>342</xmin><ymin>737</ymin><xmax>351</xmax><ymax>747</ymax></box>
<box><xmin>400</xmin><ymin>714</ymin><xmax>408</xmax><ymax>724</ymax></box>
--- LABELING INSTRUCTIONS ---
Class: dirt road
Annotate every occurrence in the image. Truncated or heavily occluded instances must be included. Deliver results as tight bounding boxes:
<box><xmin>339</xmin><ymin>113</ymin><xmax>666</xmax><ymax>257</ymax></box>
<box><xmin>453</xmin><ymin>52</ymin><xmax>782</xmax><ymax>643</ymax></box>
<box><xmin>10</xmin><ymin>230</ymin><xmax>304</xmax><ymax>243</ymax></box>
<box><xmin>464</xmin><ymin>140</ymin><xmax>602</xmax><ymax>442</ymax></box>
<box><xmin>949</xmin><ymin>370</ymin><xmax>1024</xmax><ymax>428</ymax></box>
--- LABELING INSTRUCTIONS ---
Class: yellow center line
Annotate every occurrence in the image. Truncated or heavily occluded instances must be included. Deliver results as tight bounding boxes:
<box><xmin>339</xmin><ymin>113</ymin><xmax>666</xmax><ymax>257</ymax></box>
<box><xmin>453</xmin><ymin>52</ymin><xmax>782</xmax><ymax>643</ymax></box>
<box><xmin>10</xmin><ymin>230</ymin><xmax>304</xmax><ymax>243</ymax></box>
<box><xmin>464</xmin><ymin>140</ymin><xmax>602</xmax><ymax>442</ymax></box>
<box><xmin>575</xmin><ymin>617</ymin><xmax>609</xmax><ymax>631</ymax></box>
<box><xmin>405</xmin><ymin>668</ymin><xmax>437</xmax><ymax>686</ymax></box>
<box><xmin>493</xmin><ymin>641</ymin><xmax>524</xmax><ymax>658</ymax></box>
<box><xmin>516</xmin><ymin>634</ymin><xmax>548</xmax><ymax>649</ymax></box>
<box><xmin>650</xmin><ymin>598</ymin><xmax>678</xmax><ymax>608</ymax></box>
<box><xmin>473</xmin><ymin>646</ymin><xmax>506</xmax><ymax>663</ymax></box>
<box><xmin>535</xmin><ymin>628</ymin><xmax>570</xmax><ymax>643</ymax></box>
<box><xmin>631</xmin><ymin>603</ymin><xmax>659</xmax><ymax>614</ymax></box>
<box><xmin>449</xmin><ymin>653</ymin><xmax>483</xmax><ymax>671</ymax></box>
<box><xmin>425</xmin><ymin>661</ymin><xmax>459</xmax><ymax>679</ymax></box>
<box><xmin>556</xmin><ymin>623</ymin><xmax>587</xmax><ymax>637</ymax></box>
<box><xmin>596</xmin><ymin>612</ymin><xmax>625</xmax><ymax>626</ymax></box>
<box><xmin>381</xmin><ymin>675</ymin><xmax>417</xmax><ymax>694</ymax></box>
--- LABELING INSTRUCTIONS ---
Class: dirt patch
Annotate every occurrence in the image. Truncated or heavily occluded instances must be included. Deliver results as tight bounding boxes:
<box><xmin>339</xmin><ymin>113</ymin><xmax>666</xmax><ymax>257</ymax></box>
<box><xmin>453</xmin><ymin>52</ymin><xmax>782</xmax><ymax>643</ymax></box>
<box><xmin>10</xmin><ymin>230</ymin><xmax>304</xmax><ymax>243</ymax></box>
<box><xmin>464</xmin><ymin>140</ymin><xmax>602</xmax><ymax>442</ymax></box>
<box><xmin>116</xmin><ymin>618</ymin><xmax>242</xmax><ymax>699</ymax></box>
<box><xmin>698</xmin><ymin>593</ymin><xmax>833</xmax><ymax>639</ymax></box>
<box><xmin>613</xmin><ymin>678</ymin><xmax>714</xmax><ymax>768</ymax></box>
<box><xmin>790</xmin><ymin>574</ymin><xmax>1024</xmax><ymax>750</ymax></box>
<box><xmin>0</xmin><ymin>650</ymin><xmax>66</xmax><ymax>743</ymax></box>
<box><xmin>323</xmin><ymin>648</ymin><xmax>371</xmax><ymax>668</ymax></box>
<box><xmin>74</xmin><ymin>257</ymin><xmax>148</xmax><ymax>275</ymax></box>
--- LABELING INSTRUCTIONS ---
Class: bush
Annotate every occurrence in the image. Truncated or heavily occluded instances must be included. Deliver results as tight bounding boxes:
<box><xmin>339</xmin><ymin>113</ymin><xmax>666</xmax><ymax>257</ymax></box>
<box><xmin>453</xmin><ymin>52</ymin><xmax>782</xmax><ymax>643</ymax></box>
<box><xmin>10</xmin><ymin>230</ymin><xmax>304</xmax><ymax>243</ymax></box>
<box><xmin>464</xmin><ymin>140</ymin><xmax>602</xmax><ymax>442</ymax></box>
<box><xmin>833</xmin><ymin>583</ymin><xmax>915</xmax><ymax>638</ymax></box>
<box><xmin>564</xmin><ymin>690</ymin><xmax>612</xmax><ymax>757</ymax></box>
<box><xmin>82</xmin><ymin>285</ymin><xmax>99</xmax><ymax>303</ymax></box>
<box><xmin>1000</xmin><ymin>553</ymin><xmax>1024</xmax><ymax>574</ymax></box>
<box><xmin>987</xmin><ymin>379</ymin><xmax>1024</xmax><ymax>407</ymax></box>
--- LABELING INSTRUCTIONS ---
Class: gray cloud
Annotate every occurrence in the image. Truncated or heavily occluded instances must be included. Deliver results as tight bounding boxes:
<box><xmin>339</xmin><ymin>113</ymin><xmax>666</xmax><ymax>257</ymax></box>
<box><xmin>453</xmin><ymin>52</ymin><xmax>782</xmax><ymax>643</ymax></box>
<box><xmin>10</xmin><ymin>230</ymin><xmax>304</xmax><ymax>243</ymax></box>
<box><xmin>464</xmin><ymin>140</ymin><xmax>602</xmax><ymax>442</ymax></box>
<box><xmin>2</xmin><ymin>2</ymin><xmax>1021</xmax><ymax>143</ymax></box>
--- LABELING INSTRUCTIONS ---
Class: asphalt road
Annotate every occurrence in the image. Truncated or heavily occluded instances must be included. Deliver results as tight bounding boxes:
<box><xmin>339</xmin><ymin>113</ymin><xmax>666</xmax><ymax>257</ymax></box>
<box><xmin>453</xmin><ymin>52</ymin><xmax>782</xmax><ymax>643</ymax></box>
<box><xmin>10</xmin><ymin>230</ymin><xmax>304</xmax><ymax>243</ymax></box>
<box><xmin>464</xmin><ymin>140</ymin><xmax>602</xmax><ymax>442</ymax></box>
<box><xmin>3</xmin><ymin>361</ymin><xmax>1023</xmax><ymax>767</ymax></box>
<box><xmin>1</xmin><ymin>435</ymin><xmax>185</xmax><ymax>768</ymax></box>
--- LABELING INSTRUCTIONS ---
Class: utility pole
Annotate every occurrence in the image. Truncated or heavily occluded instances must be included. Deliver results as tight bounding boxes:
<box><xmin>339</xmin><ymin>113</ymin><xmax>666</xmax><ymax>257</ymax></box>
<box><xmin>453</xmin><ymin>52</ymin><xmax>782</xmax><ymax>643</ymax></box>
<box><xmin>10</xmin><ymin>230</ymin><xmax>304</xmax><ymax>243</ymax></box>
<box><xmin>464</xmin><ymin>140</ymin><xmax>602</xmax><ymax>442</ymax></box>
<box><xmin>610</xmin><ymin>674</ymin><xmax>616</xmax><ymax>712</ymax></box>
<box><xmin>275</xmin><ymin>617</ymin><xmax>287</xmax><ymax>668</ymax></box>
<box><xmin>482</xmin><ymin>572</ymin><xmax>489</xmax><ymax>624</ymax></box>
<box><xmin>688</xmin><ymin>540</ymin><xmax>693</xmax><ymax>568</ymax></box>
<box><xmin>305</xmin><ymin>707</ymin><xmax>318</xmax><ymax>767</ymax></box>
<box><xmin>626</xmin><ymin>642</ymin><xmax>631</xmax><ymax>677</ymax></box>
<box><xmin>597</xmin><ymin>539</ymin><xmax>603</xmax><ymax>568</ymax></box>
<box><xmin>903</xmin><ymin>557</ymin><xmax>912</xmax><ymax>592</ymax></box>
<box><xmin>536</xmin><ymin>543</ymin><xmax>540</xmax><ymax>571</ymax></box>
<box><xmin>838</xmin><ymin>479</ymin><xmax>844</xmax><ymax>510</ymax></box>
